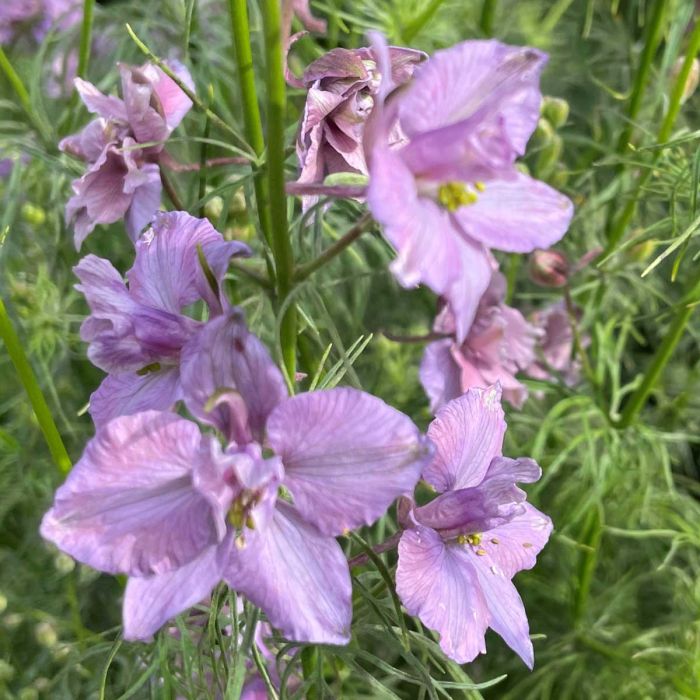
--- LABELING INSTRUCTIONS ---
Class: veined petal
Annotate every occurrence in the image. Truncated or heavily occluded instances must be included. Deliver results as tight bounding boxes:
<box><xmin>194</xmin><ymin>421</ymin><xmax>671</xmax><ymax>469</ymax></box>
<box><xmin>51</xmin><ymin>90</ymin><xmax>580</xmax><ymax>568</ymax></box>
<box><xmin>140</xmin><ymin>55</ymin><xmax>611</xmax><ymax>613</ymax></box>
<box><xmin>151</xmin><ymin>60</ymin><xmax>194</xmax><ymax>132</ymax></box>
<box><xmin>399</xmin><ymin>40</ymin><xmax>546</xmax><ymax>157</ymax></box>
<box><xmin>396</xmin><ymin>525</ymin><xmax>489</xmax><ymax>664</ymax></box>
<box><xmin>266</xmin><ymin>388</ymin><xmax>429</xmax><ymax>536</ymax></box>
<box><xmin>40</xmin><ymin>411</ymin><xmax>229</xmax><ymax>576</ymax></box>
<box><xmin>180</xmin><ymin>310</ymin><xmax>287</xmax><ymax>443</ymax></box>
<box><xmin>424</xmin><ymin>385</ymin><xmax>506</xmax><ymax>492</ymax></box>
<box><xmin>224</xmin><ymin>502</ymin><xmax>351</xmax><ymax>645</ymax></box>
<box><xmin>128</xmin><ymin>211</ymin><xmax>250</xmax><ymax>314</ymax></box>
<box><xmin>454</xmin><ymin>173</ymin><xmax>573</xmax><ymax>253</ymax></box>
<box><xmin>74</xmin><ymin>77</ymin><xmax>128</xmax><ymax>122</ymax></box>
<box><xmin>88</xmin><ymin>368</ymin><xmax>182</xmax><ymax>428</ymax></box>
<box><xmin>123</xmin><ymin>542</ymin><xmax>225</xmax><ymax>641</ymax></box>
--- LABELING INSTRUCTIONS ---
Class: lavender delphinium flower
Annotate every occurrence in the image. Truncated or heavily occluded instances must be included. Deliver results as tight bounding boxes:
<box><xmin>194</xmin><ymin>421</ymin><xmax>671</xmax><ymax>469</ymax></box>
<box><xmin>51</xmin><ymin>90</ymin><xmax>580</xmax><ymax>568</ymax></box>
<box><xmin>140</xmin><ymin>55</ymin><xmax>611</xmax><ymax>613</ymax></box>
<box><xmin>76</xmin><ymin>211</ymin><xmax>250</xmax><ymax>427</ymax></box>
<box><xmin>366</xmin><ymin>35</ymin><xmax>574</xmax><ymax>341</ymax></box>
<box><xmin>292</xmin><ymin>45</ymin><xmax>423</xmax><ymax>204</ymax></box>
<box><xmin>420</xmin><ymin>270</ymin><xmax>541</xmax><ymax>411</ymax></box>
<box><xmin>0</xmin><ymin>0</ymin><xmax>80</xmax><ymax>44</ymax></box>
<box><xmin>396</xmin><ymin>385</ymin><xmax>552</xmax><ymax>667</ymax></box>
<box><xmin>41</xmin><ymin>311</ymin><xmax>430</xmax><ymax>643</ymax></box>
<box><xmin>60</xmin><ymin>60</ymin><xmax>194</xmax><ymax>246</ymax></box>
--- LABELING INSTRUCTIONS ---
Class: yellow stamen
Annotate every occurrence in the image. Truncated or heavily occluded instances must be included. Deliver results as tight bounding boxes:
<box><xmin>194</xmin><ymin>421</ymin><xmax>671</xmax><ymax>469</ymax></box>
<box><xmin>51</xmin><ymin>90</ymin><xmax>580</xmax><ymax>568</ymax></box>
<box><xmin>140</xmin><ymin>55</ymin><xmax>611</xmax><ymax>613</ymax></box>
<box><xmin>474</xmin><ymin>181</ymin><xmax>486</xmax><ymax>192</ymax></box>
<box><xmin>475</xmin><ymin>548</ymin><xmax>487</xmax><ymax>556</ymax></box>
<box><xmin>437</xmin><ymin>182</ymin><xmax>478</xmax><ymax>212</ymax></box>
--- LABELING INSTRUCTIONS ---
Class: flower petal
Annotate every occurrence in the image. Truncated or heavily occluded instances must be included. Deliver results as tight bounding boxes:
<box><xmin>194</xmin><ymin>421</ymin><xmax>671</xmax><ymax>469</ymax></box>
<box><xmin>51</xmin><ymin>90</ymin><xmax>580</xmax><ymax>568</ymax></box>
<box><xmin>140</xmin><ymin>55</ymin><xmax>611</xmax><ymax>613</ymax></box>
<box><xmin>224</xmin><ymin>502</ymin><xmax>351</xmax><ymax>644</ymax></box>
<box><xmin>454</xmin><ymin>173</ymin><xmax>573</xmax><ymax>253</ymax></box>
<box><xmin>128</xmin><ymin>211</ymin><xmax>250</xmax><ymax>314</ymax></box>
<box><xmin>151</xmin><ymin>60</ymin><xmax>195</xmax><ymax>131</ymax></box>
<box><xmin>396</xmin><ymin>525</ymin><xmax>489</xmax><ymax>664</ymax></box>
<box><xmin>88</xmin><ymin>367</ymin><xmax>182</xmax><ymax>428</ymax></box>
<box><xmin>180</xmin><ymin>311</ymin><xmax>287</xmax><ymax>443</ymax></box>
<box><xmin>123</xmin><ymin>542</ymin><xmax>225</xmax><ymax>641</ymax></box>
<box><xmin>419</xmin><ymin>339</ymin><xmax>463</xmax><ymax>413</ymax></box>
<box><xmin>266</xmin><ymin>388</ymin><xmax>429</xmax><ymax>536</ymax></box>
<box><xmin>424</xmin><ymin>385</ymin><xmax>506</xmax><ymax>492</ymax></box>
<box><xmin>40</xmin><ymin>411</ymin><xmax>227</xmax><ymax>576</ymax></box>
<box><xmin>74</xmin><ymin>77</ymin><xmax>128</xmax><ymax>122</ymax></box>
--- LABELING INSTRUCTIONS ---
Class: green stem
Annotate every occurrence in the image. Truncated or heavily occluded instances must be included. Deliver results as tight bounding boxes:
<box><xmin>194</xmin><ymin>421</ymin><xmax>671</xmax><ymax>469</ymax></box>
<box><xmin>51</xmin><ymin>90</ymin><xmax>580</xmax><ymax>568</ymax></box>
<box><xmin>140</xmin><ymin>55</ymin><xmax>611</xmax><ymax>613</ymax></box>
<box><xmin>605</xmin><ymin>16</ymin><xmax>700</xmax><ymax>253</ymax></box>
<box><xmin>251</xmin><ymin>641</ymin><xmax>280</xmax><ymax>700</ymax></box>
<box><xmin>401</xmin><ymin>0</ymin><xmax>448</xmax><ymax>43</ymax></box>
<box><xmin>617</xmin><ymin>298</ymin><xmax>695</xmax><ymax>428</ymax></box>
<box><xmin>227</xmin><ymin>0</ymin><xmax>274</xmax><ymax>250</ymax></box>
<box><xmin>479</xmin><ymin>0</ymin><xmax>498</xmax><ymax>36</ymax></box>
<box><xmin>228</xmin><ymin>605</ymin><xmax>260</xmax><ymax>698</ymax></box>
<box><xmin>261</xmin><ymin>0</ymin><xmax>296</xmax><ymax>381</ymax></box>
<box><xmin>0</xmin><ymin>298</ymin><xmax>71</xmax><ymax>473</ymax></box>
<box><xmin>77</xmin><ymin>0</ymin><xmax>95</xmax><ymax>79</ymax></box>
<box><xmin>293</xmin><ymin>213</ymin><xmax>372</xmax><ymax>282</ymax></box>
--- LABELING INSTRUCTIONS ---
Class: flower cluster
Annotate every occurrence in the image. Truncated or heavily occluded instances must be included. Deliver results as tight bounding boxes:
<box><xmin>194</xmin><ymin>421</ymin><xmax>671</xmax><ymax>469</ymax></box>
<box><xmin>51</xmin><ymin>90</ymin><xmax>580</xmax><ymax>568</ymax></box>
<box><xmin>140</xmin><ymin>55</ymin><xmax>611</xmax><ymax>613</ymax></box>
<box><xmin>0</xmin><ymin>0</ymin><xmax>80</xmax><ymax>45</ymax></box>
<box><xmin>41</xmin><ymin>25</ymin><xmax>569</xmax><ymax>673</ymax></box>
<box><xmin>60</xmin><ymin>61</ymin><xmax>194</xmax><ymax>247</ymax></box>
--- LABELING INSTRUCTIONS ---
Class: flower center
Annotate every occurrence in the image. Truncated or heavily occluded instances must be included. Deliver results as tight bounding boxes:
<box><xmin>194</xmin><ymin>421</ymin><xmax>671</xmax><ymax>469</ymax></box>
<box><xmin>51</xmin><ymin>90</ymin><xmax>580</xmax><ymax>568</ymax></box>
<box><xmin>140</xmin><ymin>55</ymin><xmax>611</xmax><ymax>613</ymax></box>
<box><xmin>228</xmin><ymin>490</ymin><xmax>260</xmax><ymax>532</ymax></box>
<box><xmin>437</xmin><ymin>181</ymin><xmax>485</xmax><ymax>212</ymax></box>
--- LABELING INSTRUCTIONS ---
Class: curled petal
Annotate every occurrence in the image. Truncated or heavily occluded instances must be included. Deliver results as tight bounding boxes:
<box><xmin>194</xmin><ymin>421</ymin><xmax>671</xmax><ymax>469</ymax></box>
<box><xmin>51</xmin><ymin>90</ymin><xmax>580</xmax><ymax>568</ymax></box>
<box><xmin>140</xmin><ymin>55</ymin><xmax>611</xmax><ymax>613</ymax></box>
<box><xmin>225</xmin><ymin>502</ymin><xmax>351</xmax><ymax>644</ymax></box>
<box><xmin>40</xmin><ymin>411</ymin><xmax>231</xmax><ymax>576</ymax></box>
<box><xmin>267</xmin><ymin>388</ymin><xmax>429</xmax><ymax>536</ymax></box>
<box><xmin>424</xmin><ymin>386</ymin><xmax>506</xmax><ymax>492</ymax></box>
<box><xmin>74</xmin><ymin>77</ymin><xmax>128</xmax><ymax>122</ymax></box>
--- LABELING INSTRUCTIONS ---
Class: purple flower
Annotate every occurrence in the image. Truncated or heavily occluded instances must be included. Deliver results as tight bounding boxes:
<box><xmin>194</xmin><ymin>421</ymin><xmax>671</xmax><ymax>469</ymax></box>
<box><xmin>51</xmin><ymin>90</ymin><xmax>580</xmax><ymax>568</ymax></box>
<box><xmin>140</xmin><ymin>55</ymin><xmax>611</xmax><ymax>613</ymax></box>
<box><xmin>396</xmin><ymin>385</ymin><xmax>552</xmax><ymax>667</ymax></box>
<box><xmin>420</xmin><ymin>270</ymin><xmax>540</xmax><ymax>411</ymax></box>
<box><xmin>527</xmin><ymin>301</ymin><xmax>581</xmax><ymax>386</ymax></box>
<box><xmin>76</xmin><ymin>211</ymin><xmax>250</xmax><ymax>427</ymax></box>
<box><xmin>41</xmin><ymin>312</ymin><xmax>430</xmax><ymax>643</ymax></box>
<box><xmin>293</xmin><ymin>46</ymin><xmax>423</xmax><ymax>201</ymax></box>
<box><xmin>60</xmin><ymin>61</ymin><xmax>194</xmax><ymax>246</ymax></box>
<box><xmin>0</xmin><ymin>0</ymin><xmax>80</xmax><ymax>44</ymax></box>
<box><xmin>366</xmin><ymin>35</ymin><xmax>574</xmax><ymax>341</ymax></box>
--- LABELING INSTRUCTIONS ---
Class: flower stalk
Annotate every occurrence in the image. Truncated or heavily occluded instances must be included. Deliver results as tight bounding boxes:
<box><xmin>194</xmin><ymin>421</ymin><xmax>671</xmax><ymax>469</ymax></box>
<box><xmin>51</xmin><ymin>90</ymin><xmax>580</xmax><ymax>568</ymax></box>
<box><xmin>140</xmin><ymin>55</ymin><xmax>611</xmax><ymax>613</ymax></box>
<box><xmin>0</xmin><ymin>297</ymin><xmax>71</xmax><ymax>473</ymax></box>
<box><xmin>261</xmin><ymin>0</ymin><xmax>297</xmax><ymax>381</ymax></box>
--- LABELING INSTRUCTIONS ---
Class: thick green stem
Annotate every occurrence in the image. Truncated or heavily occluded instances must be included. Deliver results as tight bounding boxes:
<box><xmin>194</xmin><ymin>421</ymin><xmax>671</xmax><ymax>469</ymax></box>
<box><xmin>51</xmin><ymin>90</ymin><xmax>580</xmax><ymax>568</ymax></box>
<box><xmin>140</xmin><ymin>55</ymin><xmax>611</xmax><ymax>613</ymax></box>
<box><xmin>261</xmin><ymin>0</ymin><xmax>296</xmax><ymax>381</ymax></box>
<box><xmin>77</xmin><ymin>0</ymin><xmax>95</xmax><ymax>79</ymax></box>
<box><xmin>0</xmin><ymin>298</ymin><xmax>71</xmax><ymax>473</ymax></box>
<box><xmin>227</xmin><ymin>0</ymin><xmax>274</xmax><ymax>251</ymax></box>
<box><xmin>479</xmin><ymin>0</ymin><xmax>497</xmax><ymax>36</ymax></box>
<box><xmin>606</xmin><ymin>16</ymin><xmax>700</xmax><ymax>253</ymax></box>
<box><xmin>618</xmin><ymin>299</ymin><xmax>695</xmax><ymax>428</ymax></box>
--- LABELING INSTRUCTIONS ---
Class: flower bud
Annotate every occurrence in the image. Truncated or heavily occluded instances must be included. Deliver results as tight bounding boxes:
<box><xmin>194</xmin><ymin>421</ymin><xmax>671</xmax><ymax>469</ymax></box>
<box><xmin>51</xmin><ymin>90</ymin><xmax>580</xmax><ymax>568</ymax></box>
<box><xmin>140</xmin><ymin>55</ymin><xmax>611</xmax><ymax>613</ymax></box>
<box><xmin>0</xmin><ymin>592</ymin><xmax>7</xmax><ymax>614</ymax></box>
<box><xmin>541</xmin><ymin>96</ymin><xmax>570</xmax><ymax>129</ymax></box>
<box><xmin>18</xmin><ymin>688</ymin><xmax>39</xmax><ymax>700</ymax></box>
<box><xmin>53</xmin><ymin>552</ymin><xmax>75</xmax><ymax>575</ymax></box>
<box><xmin>536</xmin><ymin>132</ymin><xmax>563</xmax><ymax>178</ymax></box>
<box><xmin>203</xmin><ymin>196</ymin><xmax>224</xmax><ymax>222</ymax></box>
<box><xmin>529</xmin><ymin>249</ymin><xmax>569</xmax><ymax>287</ymax></box>
<box><xmin>671</xmin><ymin>56</ymin><xmax>700</xmax><ymax>103</ymax></box>
<box><xmin>0</xmin><ymin>659</ymin><xmax>15</xmax><ymax>683</ymax></box>
<box><xmin>3</xmin><ymin>612</ymin><xmax>22</xmax><ymax>629</ymax></box>
<box><xmin>230</xmin><ymin>187</ymin><xmax>247</xmax><ymax>215</ymax></box>
<box><xmin>35</xmin><ymin>621</ymin><xmax>58</xmax><ymax>648</ymax></box>
<box><xmin>21</xmin><ymin>202</ymin><xmax>46</xmax><ymax>226</ymax></box>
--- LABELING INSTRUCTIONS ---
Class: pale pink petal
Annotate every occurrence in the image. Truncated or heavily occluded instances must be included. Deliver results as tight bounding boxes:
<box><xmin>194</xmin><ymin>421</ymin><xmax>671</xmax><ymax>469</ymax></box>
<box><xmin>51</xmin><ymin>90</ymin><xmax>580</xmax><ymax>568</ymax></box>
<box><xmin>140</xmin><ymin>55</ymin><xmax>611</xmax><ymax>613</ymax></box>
<box><xmin>151</xmin><ymin>60</ymin><xmax>194</xmax><ymax>131</ymax></box>
<box><xmin>424</xmin><ymin>385</ymin><xmax>506</xmax><ymax>492</ymax></box>
<box><xmin>74</xmin><ymin>77</ymin><xmax>128</xmax><ymax>122</ymax></box>
<box><xmin>419</xmin><ymin>340</ymin><xmax>463</xmax><ymax>413</ymax></box>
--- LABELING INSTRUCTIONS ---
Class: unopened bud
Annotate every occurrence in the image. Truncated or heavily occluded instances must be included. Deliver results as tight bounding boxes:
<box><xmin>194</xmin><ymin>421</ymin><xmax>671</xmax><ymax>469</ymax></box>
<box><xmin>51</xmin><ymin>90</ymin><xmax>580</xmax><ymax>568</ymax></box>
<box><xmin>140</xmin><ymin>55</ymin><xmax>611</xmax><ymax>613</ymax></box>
<box><xmin>4</xmin><ymin>612</ymin><xmax>22</xmax><ymax>629</ymax></box>
<box><xmin>531</xmin><ymin>117</ymin><xmax>555</xmax><ymax>148</ymax></box>
<box><xmin>18</xmin><ymin>688</ymin><xmax>39</xmax><ymax>700</ymax></box>
<box><xmin>529</xmin><ymin>249</ymin><xmax>569</xmax><ymax>287</ymax></box>
<box><xmin>203</xmin><ymin>195</ymin><xmax>224</xmax><ymax>222</ymax></box>
<box><xmin>35</xmin><ymin>621</ymin><xmax>58</xmax><ymax>648</ymax></box>
<box><xmin>671</xmin><ymin>57</ymin><xmax>700</xmax><ymax>103</ymax></box>
<box><xmin>542</xmin><ymin>96</ymin><xmax>569</xmax><ymax>129</ymax></box>
<box><xmin>0</xmin><ymin>659</ymin><xmax>15</xmax><ymax>683</ymax></box>
<box><xmin>627</xmin><ymin>238</ymin><xmax>657</xmax><ymax>263</ymax></box>
<box><xmin>536</xmin><ymin>132</ymin><xmax>563</xmax><ymax>177</ymax></box>
<box><xmin>230</xmin><ymin>188</ymin><xmax>247</xmax><ymax>215</ymax></box>
<box><xmin>0</xmin><ymin>592</ymin><xmax>7</xmax><ymax>614</ymax></box>
<box><xmin>21</xmin><ymin>202</ymin><xmax>46</xmax><ymax>226</ymax></box>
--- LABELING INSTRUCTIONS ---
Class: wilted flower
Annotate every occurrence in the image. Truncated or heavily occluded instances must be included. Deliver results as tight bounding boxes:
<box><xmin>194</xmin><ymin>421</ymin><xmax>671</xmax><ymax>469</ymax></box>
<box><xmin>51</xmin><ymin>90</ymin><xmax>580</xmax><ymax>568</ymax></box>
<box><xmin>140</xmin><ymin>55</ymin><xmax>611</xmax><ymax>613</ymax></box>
<box><xmin>366</xmin><ymin>35</ymin><xmax>573</xmax><ymax>340</ymax></box>
<box><xmin>293</xmin><ymin>45</ymin><xmax>423</xmax><ymax>202</ymax></box>
<box><xmin>396</xmin><ymin>386</ymin><xmax>552</xmax><ymax>666</ymax></box>
<box><xmin>60</xmin><ymin>61</ymin><xmax>194</xmax><ymax>246</ymax></box>
<box><xmin>41</xmin><ymin>311</ymin><xmax>430</xmax><ymax>643</ymax></box>
<box><xmin>75</xmin><ymin>211</ymin><xmax>249</xmax><ymax>427</ymax></box>
<box><xmin>420</xmin><ymin>270</ymin><xmax>540</xmax><ymax>411</ymax></box>
<box><xmin>527</xmin><ymin>301</ymin><xmax>581</xmax><ymax>386</ymax></box>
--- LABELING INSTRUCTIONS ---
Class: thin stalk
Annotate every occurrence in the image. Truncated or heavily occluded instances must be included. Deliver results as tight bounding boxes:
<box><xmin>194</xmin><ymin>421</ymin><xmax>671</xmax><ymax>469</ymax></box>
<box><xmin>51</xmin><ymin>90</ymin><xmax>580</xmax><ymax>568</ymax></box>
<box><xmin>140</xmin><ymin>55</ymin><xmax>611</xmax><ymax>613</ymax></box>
<box><xmin>293</xmin><ymin>213</ymin><xmax>372</xmax><ymax>282</ymax></box>
<box><xmin>348</xmin><ymin>531</ymin><xmax>402</xmax><ymax>569</ymax></box>
<box><xmin>228</xmin><ymin>605</ymin><xmax>260</xmax><ymax>697</ymax></box>
<box><xmin>160</xmin><ymin>168</ymin><xmax>185</xmax><ymax>211</ymax></box>
<box><xmin>479</xmin><ymin>0</ymin><xmax>498</xmax><ymax>36</ymax></box>
<box><xmin>401</xmin><ymin>0</ymin><xmax>448</xmax><ymax>43</ymax></box>
<box><xmin>0</xmin><ymin>298</ymin><xmax>71</xmax><ymax>473</ymax></box>
<box><xmin>76</xmin><ymin>0</ymin><xmax>95</xmax><ymax>79</ymax></box>
<box><xmin>227</xmin><ymin>0</ymin><xmax>274</xmax><ymax>249</ymax></box>
<box><xmin>261</xmin><ymin>0</ymin><xmax>296</xmax><ymax>380</ymax></box>
<box><xmin>606</xmin><ymin>16</ymin><xmax>700</xmax><ymax>253</ymax></box>
<box><xmin>125</xmin><ymin>24</ymin><xmax>254</xmax><ymax>158</ymax></box>
<box><xmin>617</xmin><ymin>298</ymin><xmax>695</xmax><ymax>428</ymax></box>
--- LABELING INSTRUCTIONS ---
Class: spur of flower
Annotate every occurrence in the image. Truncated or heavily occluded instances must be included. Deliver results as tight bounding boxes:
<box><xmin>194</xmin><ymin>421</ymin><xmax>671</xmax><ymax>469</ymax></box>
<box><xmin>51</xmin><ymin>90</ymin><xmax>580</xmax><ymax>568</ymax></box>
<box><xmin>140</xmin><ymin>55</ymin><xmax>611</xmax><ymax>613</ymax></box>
<box><xmin>60</xmin><ymin>60</ymin><xmax>194</xmax><ymax>246</ymax></box>
<box><xmin>396</xmin><ymin>385</ymin><xmax>552</xmax><ymax>666</ymax></box>
<box><xmin>366</xmin><ymin>34</ymin><xmax>574</xmax><ymax>341</ymax></box>
<box><xmin>41</xmin><ymin>311</ymin><xmax>431</xmax><ymax>643</ymax></box>
<box><xmin>420</xmin><ymin>269</ymin><xmax>541</xmax><ymax>411</ymax></box>
<box><xmin>75</xmin><ymin>210</ymin><xmax>250</xmax><ymax>427</ymax></box>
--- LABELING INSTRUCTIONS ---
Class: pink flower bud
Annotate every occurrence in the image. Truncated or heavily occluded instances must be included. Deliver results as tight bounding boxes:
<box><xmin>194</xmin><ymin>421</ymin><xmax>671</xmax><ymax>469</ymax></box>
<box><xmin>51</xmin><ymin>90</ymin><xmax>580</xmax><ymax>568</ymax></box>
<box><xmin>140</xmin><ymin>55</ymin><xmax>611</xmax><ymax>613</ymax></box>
<box><xmin>529</xmin><ymin>249</ymin><xmax>569</xmax><ymax>287</ymax></box>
